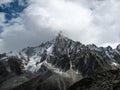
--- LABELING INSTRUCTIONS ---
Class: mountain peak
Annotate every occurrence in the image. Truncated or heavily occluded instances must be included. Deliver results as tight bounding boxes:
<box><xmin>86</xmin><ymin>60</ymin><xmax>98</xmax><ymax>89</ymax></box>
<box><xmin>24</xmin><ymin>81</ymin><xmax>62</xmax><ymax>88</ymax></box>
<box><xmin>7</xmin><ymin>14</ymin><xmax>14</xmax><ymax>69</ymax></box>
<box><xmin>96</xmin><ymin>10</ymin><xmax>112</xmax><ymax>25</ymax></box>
<box><xmin>58</xmin><ymin>30</ymin><xmax>63</xmax><ymax>35</ymax></box>
<box><xmin>54</xmin><ymin>31</ymin><xmax>69</xmax><ymax>44</ymax></box>
<box><xmin>57</xmin><ymin>30</ymin><xmax>65</xmax><ymax>39</ymax></box>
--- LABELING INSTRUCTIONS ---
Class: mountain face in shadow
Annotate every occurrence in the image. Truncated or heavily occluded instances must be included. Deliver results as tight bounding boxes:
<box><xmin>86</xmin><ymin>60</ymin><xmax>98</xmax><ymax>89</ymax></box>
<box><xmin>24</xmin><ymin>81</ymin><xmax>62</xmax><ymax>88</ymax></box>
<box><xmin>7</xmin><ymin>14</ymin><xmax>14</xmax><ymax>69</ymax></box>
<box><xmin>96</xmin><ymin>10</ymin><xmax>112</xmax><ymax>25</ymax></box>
<box><xmin>68</xmin><ymin>69</ymin><xmax>120</xmax><ymax>90</ymax></box>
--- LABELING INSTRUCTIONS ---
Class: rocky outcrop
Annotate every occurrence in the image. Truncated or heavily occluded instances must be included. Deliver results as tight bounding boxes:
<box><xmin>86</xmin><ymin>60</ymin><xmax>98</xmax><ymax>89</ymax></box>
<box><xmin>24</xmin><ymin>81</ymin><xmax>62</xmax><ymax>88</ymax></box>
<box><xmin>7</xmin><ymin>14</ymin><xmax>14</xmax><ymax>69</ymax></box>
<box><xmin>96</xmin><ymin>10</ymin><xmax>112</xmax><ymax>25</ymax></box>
<box><xmin>8</xmin><ymin>56</ymin><xmax>22</xmax><ymax>75</ymax></box>
<box><xmin>68</xmin><ymin>69</ymin><xmax>120</xmax><ymax>90</ymax></box>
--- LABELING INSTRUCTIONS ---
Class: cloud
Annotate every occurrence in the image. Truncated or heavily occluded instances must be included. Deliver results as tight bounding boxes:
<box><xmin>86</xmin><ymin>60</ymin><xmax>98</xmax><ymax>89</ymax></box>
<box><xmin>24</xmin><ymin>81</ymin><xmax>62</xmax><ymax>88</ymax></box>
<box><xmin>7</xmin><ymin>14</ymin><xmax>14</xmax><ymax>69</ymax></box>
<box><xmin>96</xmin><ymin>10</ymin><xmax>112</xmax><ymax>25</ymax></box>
<box><xmin>0</xmin><ymin>0</ymin><xmax>120</xmax><ymax>52</ymax></box>
<box><xmin>0</xmin><ymin>39</ymin><xmax>4</xmax><ymax>53</ymax></box>
<box><xmin>0</xmin><ymin>0</ymin><xmax>93</xmax><ymax>52</ymax></box>
<box><xmin>0</xmin><ymin>0</ymin><xmax>13</xmax><ymax>5</ymax></box>
<box><xmin>0</xmin><ymin>17</ymin><xmax>55</xmax><ymax>52</ymax></box>
<box><xmin>23</xmin><ymin>0</ymin><xmax>94</xmax><ymax>42</ymax></box>
<box><xmin>92</xmin><ymin>0</ymin><xmax>120</xmax><ymax>45</ymax></box>
<box><xmin>0</xmin><ymin>13</ymin><xmax>5</xmax><ymax>26</ymax></box>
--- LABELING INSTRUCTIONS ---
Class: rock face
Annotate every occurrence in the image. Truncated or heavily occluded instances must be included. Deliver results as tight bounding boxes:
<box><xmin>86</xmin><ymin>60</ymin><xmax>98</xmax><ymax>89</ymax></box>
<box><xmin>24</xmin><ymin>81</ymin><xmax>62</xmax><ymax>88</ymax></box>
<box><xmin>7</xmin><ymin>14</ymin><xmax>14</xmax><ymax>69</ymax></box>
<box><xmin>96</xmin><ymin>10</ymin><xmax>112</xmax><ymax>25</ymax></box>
<box><xmin>68</xmin><ymin>69</ymin><xmax>120</xmax><ymax>90</ymax></box>
<box><xmin>8</xmin><ymin>56</ymin><xmax>22</xmax><ymax>75</ymax></box>
<box><xmin>19</xmin><ymin>32</ymin><xmax>120</xmax><ymax>76</ymax></box>
<box><xmin>0</xmin><ymin>61</ymin><xmax>8</xmax><ymax>82</ymax></box>
<box><xmin>0</xmin><ymin>32</ymin><xmax>120</xmax><ymax>90</ymax></box>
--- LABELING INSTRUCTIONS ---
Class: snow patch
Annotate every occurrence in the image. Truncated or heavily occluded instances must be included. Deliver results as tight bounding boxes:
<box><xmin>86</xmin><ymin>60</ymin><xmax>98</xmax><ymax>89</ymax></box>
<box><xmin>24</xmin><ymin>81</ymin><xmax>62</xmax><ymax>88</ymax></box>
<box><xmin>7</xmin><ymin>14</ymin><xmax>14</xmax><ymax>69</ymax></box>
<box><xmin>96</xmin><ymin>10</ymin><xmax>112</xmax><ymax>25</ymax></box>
<box><xmin>24</xmin><ymin>55</ymin><xmax>42</xmax><ymax>73</ymax></box>
<box><xmin>111</xmin><ymin>62</ymin><xmax>119</xmax><ymax>67</ymax></box>
<box><xmin>46</xmin><ymin>44</ymin><xmax>53</xmax><ymax>55</ymax></box>
<box><xmin>105</xmin><ymin>51</ymin><xmax>111</xmax><ymax>58</ymax></box>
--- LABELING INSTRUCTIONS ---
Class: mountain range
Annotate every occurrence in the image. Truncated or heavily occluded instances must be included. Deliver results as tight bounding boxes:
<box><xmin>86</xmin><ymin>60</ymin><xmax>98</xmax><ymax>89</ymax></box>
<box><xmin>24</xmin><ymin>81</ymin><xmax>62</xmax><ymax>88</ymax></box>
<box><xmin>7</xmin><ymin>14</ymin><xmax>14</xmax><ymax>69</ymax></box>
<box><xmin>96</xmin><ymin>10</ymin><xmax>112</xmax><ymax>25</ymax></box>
<box><xmin>0</xmin><ymin>32</ymin><xmax>120</xmax><ymax>90</ymax></box>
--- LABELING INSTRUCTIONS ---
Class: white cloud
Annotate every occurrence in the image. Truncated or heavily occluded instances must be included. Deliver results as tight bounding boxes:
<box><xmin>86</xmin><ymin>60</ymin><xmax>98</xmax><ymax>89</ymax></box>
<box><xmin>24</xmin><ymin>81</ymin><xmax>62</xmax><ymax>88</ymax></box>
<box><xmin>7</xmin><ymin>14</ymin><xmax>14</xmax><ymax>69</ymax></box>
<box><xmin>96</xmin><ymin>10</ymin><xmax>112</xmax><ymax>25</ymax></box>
<box><xmin>0</xmin><ymin>13</ymin><xmax>5</xmax><ymax>26</ymax></box>
<box><xmin>91</xmin><ymin>0</ymin><xmax>120</xmax><ymax>45</ymax></box>
<box><xmin>23</xmin><ymin>0</ymin><xmax>97</xmax><ymax>43</ymax></box>
<box><xmin>0</xmin><ymin>0</ymin><xmax>120</xmax><ymax>52</ymax></box>
<box><xmin>1</xmin><ymin>17</ymin><xmax>55</xmax><ymax>52</ymax></box>
<box><xmin>0</xmin><ymin>39</ymin><xmax>4</xmax><ymax>53</ymax></box>
<box><xmin>0</xmin><ymin>0</ymin><xmax>13</xmax><ymax>5</ymax></box>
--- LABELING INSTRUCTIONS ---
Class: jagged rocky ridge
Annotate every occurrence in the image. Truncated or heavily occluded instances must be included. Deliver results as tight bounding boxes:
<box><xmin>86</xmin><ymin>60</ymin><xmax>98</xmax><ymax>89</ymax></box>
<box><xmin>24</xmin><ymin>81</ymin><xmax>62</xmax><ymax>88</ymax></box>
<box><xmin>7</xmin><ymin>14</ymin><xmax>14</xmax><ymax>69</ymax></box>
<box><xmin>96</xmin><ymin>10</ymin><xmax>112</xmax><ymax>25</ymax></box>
<box><xmin>19</xmin><ymin>33</ymin><xmax>120</xmax><ymax>75</ymax></box>
<box><xmin>0</xmin><ymin>32</ymin><xmax>120</xmax><ymax>90</ymax></box>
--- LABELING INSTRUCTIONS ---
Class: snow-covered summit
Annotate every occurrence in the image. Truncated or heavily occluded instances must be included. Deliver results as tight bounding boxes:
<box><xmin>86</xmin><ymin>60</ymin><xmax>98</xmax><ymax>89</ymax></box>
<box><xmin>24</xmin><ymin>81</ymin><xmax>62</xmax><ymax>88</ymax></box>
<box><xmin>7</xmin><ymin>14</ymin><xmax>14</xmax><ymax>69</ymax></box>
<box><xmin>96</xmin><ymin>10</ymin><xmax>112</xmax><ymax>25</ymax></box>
<box><xmin>1</xmin><ymin>32</ymin><xmax>120</xmax><ymax>76</ymax></box>
<box><xmin>15</xmin><ymin>32</ymin><xmax>120</xmax><ymax>75</ymax></box>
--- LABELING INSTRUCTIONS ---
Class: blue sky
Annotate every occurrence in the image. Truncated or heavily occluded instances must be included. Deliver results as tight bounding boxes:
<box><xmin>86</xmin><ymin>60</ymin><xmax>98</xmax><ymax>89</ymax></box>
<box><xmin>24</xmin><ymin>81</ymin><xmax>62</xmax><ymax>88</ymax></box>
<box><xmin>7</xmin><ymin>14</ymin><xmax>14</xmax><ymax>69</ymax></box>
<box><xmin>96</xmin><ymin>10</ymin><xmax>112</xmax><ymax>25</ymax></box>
<box><xmin>0</xmin><ymin>0</ymin><xmax>27</xmax><ymax>23</ymax></box>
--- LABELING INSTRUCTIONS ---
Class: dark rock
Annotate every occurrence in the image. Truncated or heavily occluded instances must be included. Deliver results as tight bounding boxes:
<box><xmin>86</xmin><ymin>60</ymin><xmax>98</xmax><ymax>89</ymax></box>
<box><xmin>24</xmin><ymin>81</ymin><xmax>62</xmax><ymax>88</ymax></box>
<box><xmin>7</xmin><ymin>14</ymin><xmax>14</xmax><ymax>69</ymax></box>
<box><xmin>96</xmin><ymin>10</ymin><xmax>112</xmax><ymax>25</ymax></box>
<box><xmin>8</xmin><ymin>56</ymin><xmax>22</xmax><ymax>75</ymax></box>
<box><xmin>68</xmin><ymin>69</ymin><xmax>120</xmax><ymax>90</ymax></box>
